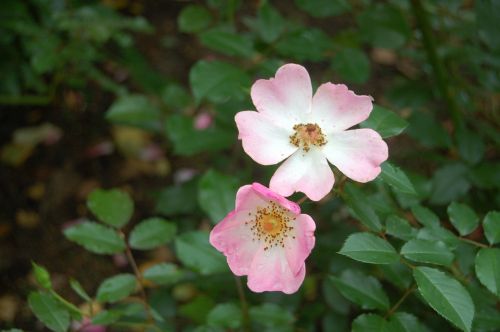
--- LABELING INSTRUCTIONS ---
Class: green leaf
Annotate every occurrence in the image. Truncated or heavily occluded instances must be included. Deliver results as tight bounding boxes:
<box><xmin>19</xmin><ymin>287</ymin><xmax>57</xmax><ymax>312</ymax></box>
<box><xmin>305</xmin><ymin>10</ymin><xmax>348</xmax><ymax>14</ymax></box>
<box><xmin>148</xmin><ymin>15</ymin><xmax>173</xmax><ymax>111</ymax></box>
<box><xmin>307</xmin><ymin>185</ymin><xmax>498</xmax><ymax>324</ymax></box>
<box><xmin>165</xmin><ymin>115</ymin><xmax>234</xmax><ymax>156</ymax></box>
<box><xmin>447</xmin><ymin>202</ymin><xmax>479</xmax><ymax>236</ymax></box>
<box><xmin>474</xmin><ymin>304</ymin><xmax>500</xmax><ymax>331</ymax></box>
<box><xmin>28</xmin><ymin>291</ymin><xmax>70</xmax><ymax>332</ymax></box>
<box><xmin>178</xmin><ymin>5</ymin><xmax>212</xmax><ymax>33</ymax></box>
<box><xmin>249</xmin><ymin>303</ymin><xmax>294</xmax><ymax>327</ymax></box>
<box><xmin>128</xmin><ymin>217</ymin><xmax>176</xmax><ymax>250</ymax></box>
<box><xmin>482</xmin><ymin>211</ymin><xmax>500</xmax><ymax>245</ymax></box>
<box><xmin>407</xmin><ymin>111</ymin><xmax>451</xmax><ymax>149</ymax></box>
<box><xmin>386</xmin><ymin>312</ymin><xmax>429</xmax><ymax>332</ymax></box>
<box><xmin>475</xmin><ymin>248</ymin><xmax>500</xmax><ymax>297</ymax></box>
<box><xmin>96</xmin><ymin>274</ymin><xmax>137</xmax><ymax>303</ymax></box>
<box><xmin>401</xmin><ymin>239</ymin><xmax>454</xmax><ymax>266</ymax></box>
<box><xmin>155</xmin><ymin>181</ymin><xmax>199</xmax><ymax>216</ymax></box>
<box><xmin>254</xmin><ymin>2</ymin><xmax>285</xmax><ymax>43</ymax></box>
<box><xmin>105</xmin><ymin>94</ymin><xmax>161</xmax><ymax>132</ymax></box>
<box><xmin>357</xmin><ymin>3</ymin><xmax>411</xmax><ymax>49</ymax></box>
<box><xmin>411</xmin><ymin>205</ymin><xmax>440</xmax><ymax>228</ymax></box>
<box><xmin>456</xmin><ymin>127</ymin><xmax>485</xmax><ymax>165</ymax></box>
<box><xmin>379</xmin><ymin>262</ymin><xmax>412</xmax><ymax>290</ymax></box>
<box><xmin>143</xmin><ymin>263</ymin><xmax>184</xmax><ymax>285</ymax></box>
<box><xmin>175</xmin><ymin>231</ymin><xmax>228</xmax><ymax>275</ymax></box>
<box><xmin>32</xmin><ymin>262</ymin><xmax>52</xmax><ymax>290</ymax></box>
<box><xmin>380</xmin><ymin>162</ymin><xmax>417</xmax><ymax>196</ymax></box>
<box><xmin>385</xmin><ymin>216</ymin><xmax>416</xmax><ymax>241</ymax></box>
<box><xmin>470</xmin><ymin>163</ymin><xmax>500</xmax><ymax>189</ymax></box>
<box><xmin>63</xmin><ymin>221</ymin><xmax>126</xmax><ymax>255</ymax></box>
<box><xmin>430</xmin><ymin>163</ymin><xmax>470</xmax><ymax>205</ymax></box>
<box><xmin>339</xmin><ymin>232</ymin><xmax>399</xmax><ymax>264</ymax></box>
<box><xmin>207</xmin><ymin>303</ymin><xmax>242</xmax><ymax>329</ymax></box>
<box><xmin>179</xmin><ymin>295</ymin><xmax>215</xmax><ymax>324</ymax></box>
<box><xmin>87</xmin><ymin>189</ymin><xmax>134</xmax><ymax>228</ymax></box>
<box><xmin>413</xmin><ymin>267</ymin><xmax>474</xmax><ymax>332</ymax></box>
<box><xmin>360</xmin><ymin>105</ymin><xmax>408</xmax><ymax>138</ymax></box>
<box><xmin>199</xmin><ymin>28</ymin><xmax>253</xmax><ymax>57</ymax></box>
<box><xmin>386</xmin><ymin>80</ymin><xmax>432</xmax><ymax>109</ymax></box>
<box><xmin>330</xmin><ymin>270</ymin><xmax>389</xmax><ymax>310</ymax></box>
<box><xmin>295</xmin><ymin>0</ymin><xmax>350</xmax><ymax>17</ymax></box>
<box><xmin>198</xmin><ymin>170</ymin><xmax>239</xmax><ymax>224</ymax></box>
<box><xmin>351</xmin><ymin>313</ymin><xmax>386</xmax><ymax>332</ymax></box>
<box><xmin>189</xmin><ymin>60</ymin><xmax>251</xmax><ymax>103</ymax></box>
<box><xmin>331</xmin><ymin>47</ymin><xmax>370</xmax><ymax>84</ymax></box>
<box><xmin>161</xmin><ymin>83</ymin><xmax>191</xmax><ymax>110</ymax></box>
<box><xmin>69</xmin><ymin>279</ymin><xmax>91</xmax><ymax>302</ymax></box>
<box><xmin>417</xmin><ymin>226</ymin><xmax>459</xmax><ymax>249</ymax></box>
<box><xmin>92</xmin><ymin>310</ymin><xmax>122</xmax><ymax>325</ymax></box>
<box><xmin>30</xmin><ymin>33</ymin><xmax>60</xmax><ymax>74</ymax></box>
<box><xmin>344</xmin><ymin>183</ymin><xmax>382</xmax><ymax>232</ymax></box>
<box><xmin>275</xmin><ymin>28</ymin><xmax>332</xmax><ymax>62</ymax></box>
<box><xmin>476</xmin><ymin>0</ymin><xmax>500</xmax><ymax>50</ymax></box>
<box><xmin>323</xmin><ymin>277</ymin><xmax>350</xmax><ymax>314</ymax></box>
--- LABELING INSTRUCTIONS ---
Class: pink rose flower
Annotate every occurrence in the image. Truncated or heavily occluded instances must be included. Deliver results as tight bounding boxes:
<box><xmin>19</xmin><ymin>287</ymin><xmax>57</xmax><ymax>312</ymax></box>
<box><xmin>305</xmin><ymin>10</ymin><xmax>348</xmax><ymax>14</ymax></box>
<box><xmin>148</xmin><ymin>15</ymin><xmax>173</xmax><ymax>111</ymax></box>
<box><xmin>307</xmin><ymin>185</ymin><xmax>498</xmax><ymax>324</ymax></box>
<box><xmin>235</xmin><ymin>64</ymin><xmax>388</xmax><ymax>201</ymax></box>
<box><xmin>209</xmin><ymin>183</ymin><xmax>316</xmax><ymax>294</ymax></box>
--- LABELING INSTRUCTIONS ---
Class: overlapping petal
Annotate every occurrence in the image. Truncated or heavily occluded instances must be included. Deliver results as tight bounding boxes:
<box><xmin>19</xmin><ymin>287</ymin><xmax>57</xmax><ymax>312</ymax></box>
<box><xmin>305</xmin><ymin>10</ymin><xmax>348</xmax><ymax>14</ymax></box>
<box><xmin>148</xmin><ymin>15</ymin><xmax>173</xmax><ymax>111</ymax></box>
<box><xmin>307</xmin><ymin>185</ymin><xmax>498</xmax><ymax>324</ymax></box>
<box><xmin>322</xmin><ymin>128</ymin><xmax>388</xmax><ymax>182</ymax></box>
<box><xmin>311</xmin><ymin>83</ymin><xmax>373</xmax><ymax>133</ymax></box>
<box><xmin>235</xmin><ymin>111</ymin><xmax>297</xmax><ymax>165</ymax></box>
<box><xmin>284</xmin><ymin>214</ymin><xmax>316</xmax><ymax>275</ymax></box>
<box><xmin>269</xmin><ymin>149</ymin><xmax>334</xmax><ymax>201</ymax></box>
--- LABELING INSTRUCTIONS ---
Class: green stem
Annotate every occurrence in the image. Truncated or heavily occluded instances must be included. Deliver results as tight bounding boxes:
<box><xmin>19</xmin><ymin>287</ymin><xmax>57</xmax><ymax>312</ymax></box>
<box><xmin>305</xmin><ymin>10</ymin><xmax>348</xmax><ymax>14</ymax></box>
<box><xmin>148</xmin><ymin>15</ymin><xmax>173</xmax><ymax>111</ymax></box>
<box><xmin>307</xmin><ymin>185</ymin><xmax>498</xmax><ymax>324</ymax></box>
<box><xmin>50</xmin><ymin>290</ymin><xmax>84</xmax><ymax>317</ymax></box>
<box><xmin>235</xmin><ymin>276</ymin><xmax>250</xmax><ymax>332</ymax></box>
<box><xmin>401</xmin><ymin>257</ymin><xmax>416</xmax><ymax>270</ymax></box>
<box><xmin>122</xmin><ymin>233</ymin><xmax>154</xmax><ymax>323</ymax></box>
<box><xmin>459</xmin><ymin>237</ymin><xmax>489</xmax><ymax>248</ymax></box>
<box><xmin>450</xmin><ymin>262</ymin><xmax>470</xmax><ymax>284</ymax></box>
<box><xmin>410</xmin><ymin>0</ymin><xmax>463</xmax><ymax>129</ymax></box>
<box><xmin>296</xmin><ymin>195</ymin><xmax>308</xmax><ymax>205</ymax></box>
<box><xmin>385</xmin><ymin>284</ymin><xmax>416</xmax><ymax>318</ymax></box>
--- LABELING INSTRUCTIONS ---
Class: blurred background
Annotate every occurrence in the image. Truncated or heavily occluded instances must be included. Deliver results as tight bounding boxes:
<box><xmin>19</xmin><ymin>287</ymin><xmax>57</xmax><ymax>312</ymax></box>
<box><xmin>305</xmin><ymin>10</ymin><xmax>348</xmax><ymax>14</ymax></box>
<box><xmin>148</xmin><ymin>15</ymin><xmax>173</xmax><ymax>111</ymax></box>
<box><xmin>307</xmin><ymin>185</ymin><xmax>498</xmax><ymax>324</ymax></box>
<box><xmin>0</xmin><ymin>0</ymin><xmax>498</xmax><ymax>331</ymax></box>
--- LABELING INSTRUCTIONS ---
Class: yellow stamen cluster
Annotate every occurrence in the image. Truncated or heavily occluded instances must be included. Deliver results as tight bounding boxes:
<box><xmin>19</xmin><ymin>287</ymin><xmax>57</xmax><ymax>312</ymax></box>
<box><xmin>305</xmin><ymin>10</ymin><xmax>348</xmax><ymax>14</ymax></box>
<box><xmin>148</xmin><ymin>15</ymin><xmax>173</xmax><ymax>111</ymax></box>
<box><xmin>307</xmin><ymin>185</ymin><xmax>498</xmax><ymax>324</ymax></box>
<box><xmin>289</xmin><ymin>123</ymin><xmax>327</xmax><ymax>152</ymax></box>
<box><xmin>245</xmin><ymin>201</ymin><xmax>295</xmax><ymax>251</ymax></box>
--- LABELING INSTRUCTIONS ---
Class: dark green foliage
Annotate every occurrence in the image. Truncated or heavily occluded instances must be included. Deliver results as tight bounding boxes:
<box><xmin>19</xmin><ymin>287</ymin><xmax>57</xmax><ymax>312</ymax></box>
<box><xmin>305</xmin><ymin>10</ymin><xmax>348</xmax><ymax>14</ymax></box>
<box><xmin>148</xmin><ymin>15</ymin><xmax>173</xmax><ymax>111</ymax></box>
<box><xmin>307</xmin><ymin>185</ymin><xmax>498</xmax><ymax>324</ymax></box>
<box><xmin>10</xmin><ymin>0</ymin><xmax>498</xmax><ymax>331</ymax></box>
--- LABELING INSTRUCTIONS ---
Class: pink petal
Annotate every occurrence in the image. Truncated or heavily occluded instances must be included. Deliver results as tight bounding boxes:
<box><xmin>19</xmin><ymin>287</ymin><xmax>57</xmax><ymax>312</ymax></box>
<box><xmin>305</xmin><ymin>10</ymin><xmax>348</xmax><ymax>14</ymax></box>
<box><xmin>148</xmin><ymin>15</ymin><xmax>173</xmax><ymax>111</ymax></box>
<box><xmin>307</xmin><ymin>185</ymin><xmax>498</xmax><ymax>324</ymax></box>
<box><xmin>234</xmin><ymin>184</ymin><xmax>301</xmax><ymax>217</ymax></box>
<box><xmin>209</xmin><ymin>210</ymin><xmax>259</xmax><ymax>276</ymax></box>
<box><xmin>285</xmin><ymin>214</ymin><xmax>316</xmax><ymax>274</ymax></box>
<box><xmin>269</xmin><ymin>150</ymin><xmax>335</xmax><ymax>201</ymax></box>
<box><xmin>251</xmin><ymin>183</ymin><xmax>301</xmax><ymax>215</ymax></box>
<box><xmin>311</xmin><ymin>83</ymin><xmax>373</xmax><ymax>133</ymax></box>
<box><xmin>235</xmin><ymin>111</ymin><xmax>297</xmax><ymax>165</ymax></box>
<box><xmin>323</xmin><ymin>128</ymin><xmax>388</xmax><ymax>182</ymax></box>
<box><xmin>251</xmin><ymin>64</ymin><xmax>312</xmax><ymax>127</ymax></box>
<box><xmin>247</xmin><ymin>247</ymin><xmax>306</xmax><ymax>294</ymax></box>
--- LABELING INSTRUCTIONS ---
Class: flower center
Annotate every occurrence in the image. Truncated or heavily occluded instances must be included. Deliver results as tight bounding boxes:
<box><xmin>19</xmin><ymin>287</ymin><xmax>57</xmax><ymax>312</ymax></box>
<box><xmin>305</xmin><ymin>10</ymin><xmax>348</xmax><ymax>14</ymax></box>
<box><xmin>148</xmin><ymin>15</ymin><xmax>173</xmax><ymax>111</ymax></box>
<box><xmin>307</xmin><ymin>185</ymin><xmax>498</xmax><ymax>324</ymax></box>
<box><xmin>246</xmin><ymin>201</ymin><xmax>295</xmax><ymax>251</ymax></box>
<box><xmin>289</xmin><ymin>123</ymin><xmax>327</xmax><ymax>152</ymax></box>
<box><xmin>261</xmin><ymin>215</ymin><xmax>282</xmax><ymax>235</ymax></box>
